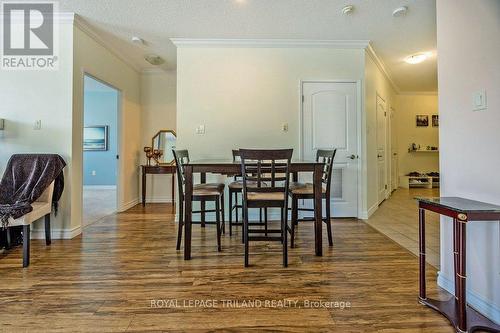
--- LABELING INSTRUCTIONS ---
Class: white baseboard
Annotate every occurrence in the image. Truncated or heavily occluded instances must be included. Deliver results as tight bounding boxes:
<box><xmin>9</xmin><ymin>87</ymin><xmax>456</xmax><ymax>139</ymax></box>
<box><xmin>143</xmin><ymin>197</ymin><xmax>174</xmax><ymax>204</ymax></box>
<box><xmin>438</xmin><ymin>271</ymin><xmax>500</xmax><ymax>325</ymax></box>
<box><xmin>118</xmin><ymin>198</ymin><xmax>139</xmax><ymax>212</ymax></box>
<box><xmin>31</xmin><ymin>226</ymin><xmax>82</xmax><ymax>240</ymax></box>
<box><xmin>83</xmin><ymin>185</ymin><xmax>117</xmax><ymax>190</ymax></box>
<box><xmin>359</xmin><ymin>202</ymin><xmax>378</xmax><ymax>220</ymax></box>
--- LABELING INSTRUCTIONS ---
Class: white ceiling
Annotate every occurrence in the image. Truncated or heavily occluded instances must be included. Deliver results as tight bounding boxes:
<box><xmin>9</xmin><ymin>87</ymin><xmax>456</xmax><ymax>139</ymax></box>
<box><xmin>60</xmin><ymin>0</ymin><xmax>437</xmax><ymax>92</ymax></box>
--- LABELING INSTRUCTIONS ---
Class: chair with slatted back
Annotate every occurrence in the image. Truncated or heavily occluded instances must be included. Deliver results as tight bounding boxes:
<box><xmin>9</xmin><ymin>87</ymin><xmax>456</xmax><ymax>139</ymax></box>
<box><xmin>173</xmin><ymin>150</ymin><xmax>225</xmax><ymax>252</ymax></box>
<box><xmin>240</xmin><ymin>148</ymin><xmax>293</xmax><ymax>267</ymax></box>
<box><xmin>288</xmin><ymin>149</ymin><xmax>337</xmax><ymax>248</ymax></box>
<box><xmin>228</xmin><ymin>149</ymin><xmax>267</xmax><ymax>237</ymax></box>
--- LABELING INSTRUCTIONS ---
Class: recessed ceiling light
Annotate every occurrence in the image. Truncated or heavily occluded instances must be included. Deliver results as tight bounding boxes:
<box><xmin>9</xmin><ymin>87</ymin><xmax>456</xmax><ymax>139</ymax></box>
<box><xmin>405</xmin><ymin>52</ymin><xmax>430</xmax><ymax>64</ymax></box>
<box><xmin>145</xmin><ymin>55</ymin><xmax>165</xmax><ymax>66</ymax></box>
<box><xmin>342</xmin><ymin>5</ymin><xmax>354</xmax><ymax>15</ymax></box>
<box><xmin>392</xmin><ymin>6</ymin><xmax>408</xmax><ymax>17</ymax></box>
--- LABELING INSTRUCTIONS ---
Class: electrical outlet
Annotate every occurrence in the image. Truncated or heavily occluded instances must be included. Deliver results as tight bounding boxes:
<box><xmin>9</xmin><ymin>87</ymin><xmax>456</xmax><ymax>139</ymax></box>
<box><xmin>472</xmin><ymin>90</ymin><xmax>487</xmax><ymax>111</ymax></box>
<box><xmin>195</xmin><ymin>125</ymin><xmax>206</xmax><ymax>135</ymax></box>
<box><xmin>34</xmin><ymin>120</ymin><xmax>42</xmax><ymax>130</ymax></box>
<box><xmin>282</xmin><ymin>123</ymin><xmax>289</xmax><ymax>132</ymax></box>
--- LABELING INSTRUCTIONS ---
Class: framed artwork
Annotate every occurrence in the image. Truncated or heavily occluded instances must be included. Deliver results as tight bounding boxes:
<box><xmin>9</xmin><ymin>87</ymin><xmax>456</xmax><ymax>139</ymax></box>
<box><xmin>432</xmin><ymin>115</ymin><xmax>439</xmax><ymax>127</ymax></box>
<box><xmin>416</xmin><ymin>115</ymin><xmax>429</xmax><ymax>127</ymax></box>
<box><xmin>84</xmin><ymin>125</ymin><xmax>109</xmax><ymax>151</ymax></box>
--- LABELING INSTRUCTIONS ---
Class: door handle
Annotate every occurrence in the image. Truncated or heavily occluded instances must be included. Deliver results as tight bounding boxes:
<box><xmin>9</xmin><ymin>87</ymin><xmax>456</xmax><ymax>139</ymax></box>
<box><xmin>348</xmin><ymin>154</ymin><xmax>357</xmax><ymax>160</ymax></box>
<box><xmin>377</xmin><ymin>154</ymin><xmax>383</xmax><ymax>158</ymax></box>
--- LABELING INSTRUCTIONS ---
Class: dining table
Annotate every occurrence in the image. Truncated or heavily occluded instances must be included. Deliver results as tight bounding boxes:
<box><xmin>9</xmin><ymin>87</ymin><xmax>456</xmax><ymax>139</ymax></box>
<box><xmin>182</xmin><ymin>159</ymin><xmax>325</xmax><ymax>260</ymax></box>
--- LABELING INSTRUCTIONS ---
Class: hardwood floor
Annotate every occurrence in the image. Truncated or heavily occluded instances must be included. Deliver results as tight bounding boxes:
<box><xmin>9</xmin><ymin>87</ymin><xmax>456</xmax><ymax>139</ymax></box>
<box><xmin>0</xmin><ymin>203</ymin><xmax>455</xmax><ymax>332</ymax></box>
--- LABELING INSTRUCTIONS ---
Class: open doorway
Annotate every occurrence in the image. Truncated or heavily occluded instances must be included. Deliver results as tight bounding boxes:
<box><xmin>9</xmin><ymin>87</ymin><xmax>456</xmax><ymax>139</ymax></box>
<box><xmin>82</xmin><ymin>74</ymin><xmax>119</xmax><ymax>227</ymax></box>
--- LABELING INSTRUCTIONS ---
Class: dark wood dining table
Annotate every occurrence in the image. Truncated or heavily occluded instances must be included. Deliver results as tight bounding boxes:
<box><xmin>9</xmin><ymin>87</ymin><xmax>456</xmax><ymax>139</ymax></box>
<box><xmin>182</xmin><ymin>159</ymin><xmax>325</xmax><ymax>260</ymax></box>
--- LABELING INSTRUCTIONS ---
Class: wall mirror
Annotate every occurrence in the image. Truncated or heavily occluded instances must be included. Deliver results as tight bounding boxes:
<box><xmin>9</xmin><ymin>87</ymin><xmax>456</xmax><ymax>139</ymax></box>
<box><xmin>152</xmin><ymin>130</ymin><xmax>177</xmax><ymax>165</ymax></box>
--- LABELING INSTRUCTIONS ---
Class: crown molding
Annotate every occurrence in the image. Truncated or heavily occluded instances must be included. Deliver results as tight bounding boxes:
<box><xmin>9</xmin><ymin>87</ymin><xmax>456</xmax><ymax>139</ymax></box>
<box><xmin>141</xmin><ymin>68</ymin><xmax>175</xmax><ymax>75</ymax></box>
<box><xmin>171</xmin><ymin>38</ymin><xmax>370</xmax><ymax>49</ymax></box>
<box><xmin>74</xmin><ymin>14</ymin><xmax>141</xmax><ymax>74</ymax></box>
<box><xmin>365</xmin><ymin>43</ymin><xmax>400</xmax><ymax>94</ymax></box>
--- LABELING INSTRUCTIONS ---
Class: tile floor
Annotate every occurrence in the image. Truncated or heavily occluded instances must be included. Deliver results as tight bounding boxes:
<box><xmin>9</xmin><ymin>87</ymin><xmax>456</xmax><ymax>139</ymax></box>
<box><xmin>83</xmin><ymin>186</ymin><xmax>117</xmax><ymax>228</ymax></box>
<box><xmin>365</xmin><ymin>188</ymin><xmax>441</xmax><ymax>268</ymax></box>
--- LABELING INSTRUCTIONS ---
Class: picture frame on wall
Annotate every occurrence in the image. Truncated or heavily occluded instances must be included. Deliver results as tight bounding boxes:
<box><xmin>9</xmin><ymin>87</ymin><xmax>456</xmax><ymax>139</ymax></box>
<box><xmin>432</xmin><ymin>115</ymin><xmax>439</xmax><ymax>127</ymax></box>
<box><xmin>84</xmin><ymin>125</ymin><xmax>109</xmax><ymax>151</ymax></box>
<box><xmin>416</xmin><ymin>115</ymin><xmax>429</xmax><ymax>127</ymax></box>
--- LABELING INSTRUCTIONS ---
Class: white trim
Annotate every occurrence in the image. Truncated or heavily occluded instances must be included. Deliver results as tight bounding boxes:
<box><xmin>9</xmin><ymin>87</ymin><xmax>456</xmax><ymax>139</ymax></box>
<box><xmin>438</xmin><ymin>272</ymin><xmax>500</xmax><ymax>325</ymax></box>
<box><xmin>83</xmin><ymin>185</ymin><xmax>117</xmax><ymax>190</ymax></box>
<box><xmin>141</xmin><ymin>68</ymin><xmax>174</xmax><ymax>75</ymax></box>
<box><xmin>74</xmin><ymin>15</ymin><xmax>141</xmax><ymax>73</ymax></box>
<box><xmin>359</xmin><ymin>202</ymin><xmax>379</xmax><ymax>220</ymax></box>
<box><xmin>118</xmin><ymin>198</ymin><xmax>139</xmax><ymax>212</ymax></box>
<box><xmin>299</xmin><ymin>79</ymin><xmax>363</xmax><ymax>219</ymax></box>
<box><xmin>365</xmin><ymin>44</ymin><xmax>400</xmax><ymax>94</ymax></box>
<box><xmin>143</xmin><ymin>197</ymin><xmax>175</xmax><ymax>204</ymax></box>
<box><xmin>171</xmin><ymin>38</ymin><xmax>370</xmax><ymax>49</ymax></box>
<box><xmin>31</xmin><ymin>226</ymin><xmax>81</xmax><ymax>240</ymax></box>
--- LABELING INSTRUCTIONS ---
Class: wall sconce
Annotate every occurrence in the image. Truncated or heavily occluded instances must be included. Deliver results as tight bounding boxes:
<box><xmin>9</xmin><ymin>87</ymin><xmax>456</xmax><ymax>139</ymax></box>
<box><xmin>0</xmin><ymin>119</ymin><xmax>4</xmax><ymax>130</ymax></box>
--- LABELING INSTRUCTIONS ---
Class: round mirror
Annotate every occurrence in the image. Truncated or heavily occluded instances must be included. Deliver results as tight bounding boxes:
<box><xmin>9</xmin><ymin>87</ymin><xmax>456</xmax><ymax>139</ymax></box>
<box><xmin>152</xmin><ymin>130</ymin><xmax>177</xmax><ymax>165</ymax></box>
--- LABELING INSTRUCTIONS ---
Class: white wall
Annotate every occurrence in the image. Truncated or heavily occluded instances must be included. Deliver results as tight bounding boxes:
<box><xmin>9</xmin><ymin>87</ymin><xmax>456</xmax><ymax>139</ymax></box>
<box><xmin>437</xmin><ymin>0</ymin><xmax>500</xmax><ymax>323</ymax></box>
<box><xmin>140</xmin><ymin>70</ymin><xmax>177</xmax><ymax>203</ymax></box>
<box><xmin>73</xmin><ymin>24</ymin><xmax>142</xmax><ymax>226</ymax></box>
<box><xmin>364</xmin><ymin>52</ymin><xmax>397</xmax><ymax>216</ymax></box>
<box><xmin>0</xmin><ymin>19</ymin><xmax>74</xmax><ymax>237</ymax></box>
<box><xmin>396</xmin><ymin>94</ymin><xmax>439</xmax><ymax>177</ymax></box>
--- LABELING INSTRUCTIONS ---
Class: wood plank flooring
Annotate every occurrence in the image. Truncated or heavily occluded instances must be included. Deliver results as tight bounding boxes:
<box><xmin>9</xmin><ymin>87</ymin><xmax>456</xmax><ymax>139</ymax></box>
<box><xmin>0</xmin><ymin>203</ymin><xmax>455</xmax><ymax>332</ymax></box>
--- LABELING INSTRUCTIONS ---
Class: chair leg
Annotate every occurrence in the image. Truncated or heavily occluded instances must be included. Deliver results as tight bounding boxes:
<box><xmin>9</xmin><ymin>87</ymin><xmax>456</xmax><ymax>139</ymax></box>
<box><xmin>229</xmin><ymin>190</ymin><xmax>233</xmax><ymax>236</ymax></box>
<box><xmin>216</xmin><ymin>199</ymin><xmax>221</xmax><ymax>252</ymax></box>
<box><xmin>326</xmin><ymin>198</ymin><xmax>333</xmax><ymax>246</ymax></box>
<box><xmin>44</xmin><ymin>214</ymin><xmax>51</xmax><ymax>246</ymax></box>
<box><xmin>291</xmin><ymin>196</ymin><xmax>298</xmax><ymax>248</ymax></box>
<box><xmin>235</xmin><ymin>192</ymin><xmax>239</xmax><ymax>223</ymax></box>
<box><xmin>282</xmin><ymin>207</ymin><xmax>288</xmax><ymax>268</ymax></box>
<box><xmin>264</xmin><ymin>208</ymin><xmax>268</xmax><ymax>236</ymax></box>
<box><xmin>5</xmin><ymin>227</ymin><xmax>11</xmax><ymax>250</ymax></box>
<box><xmin>22</xmin><ymin>225</ymin><xmax>30</xmax><ymax>268</ymax></box>
<box><xmin>221</xmin><ymin>193</ymin><xmax>225</xmax><ymax>235</ymax></box>
<box><xmin>244</xmin><ymin>205</ymin><xmax>249</xmax><ymax>267</ymax></box>
<box><xmin>259</xmin><ymin>208</ymin><xmax>262</xmax><ymax>223</ymax></box>
<box><xmin>176</xmin><ymin>199</ymin><xmax>184</xmax><ymax>251</ymax></box>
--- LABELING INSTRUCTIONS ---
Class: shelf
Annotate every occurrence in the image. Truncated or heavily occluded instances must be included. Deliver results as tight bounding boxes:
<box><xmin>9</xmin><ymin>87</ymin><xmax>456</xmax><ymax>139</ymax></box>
<box><xmin>409</xmin><ymin>150</ymin><xmax>439</xmax><ymax>153</ymax></box>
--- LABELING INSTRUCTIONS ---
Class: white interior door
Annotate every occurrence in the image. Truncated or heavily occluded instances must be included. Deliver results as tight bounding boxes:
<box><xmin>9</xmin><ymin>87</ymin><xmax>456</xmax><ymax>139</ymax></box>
<box><xmin>376</xmin><ymin>95</ymin><xmax>388</xmax><ymax>204</ymax></box>
<box><xmin>301</xmin><ymin>81</ymin><xmax>359</xmax><ymax>217</ymax></box>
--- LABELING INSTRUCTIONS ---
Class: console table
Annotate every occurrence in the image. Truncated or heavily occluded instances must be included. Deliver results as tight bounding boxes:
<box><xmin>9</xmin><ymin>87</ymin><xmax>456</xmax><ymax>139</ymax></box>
<box><xmin>417</xmin><ymin>197</ymin><xmax>500</xmax><ymax>333</ymax></box>
<box><xmin>141</xmin><ymin>165</ymin><xmax>176</xmax><ymax>211</ymax></box>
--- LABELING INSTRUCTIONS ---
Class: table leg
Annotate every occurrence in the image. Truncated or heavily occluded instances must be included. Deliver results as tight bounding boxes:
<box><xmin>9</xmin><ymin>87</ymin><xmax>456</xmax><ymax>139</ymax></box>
<box><xmin>457</xmin><ymin>218</ymin><xmax>467</xmax><ymax>331</ymax></box>
<box><xmin>453</xmin><ymin>218</ymin><xmax>458</xmax><ymax>299</ymax></box>
<box><xmin>201</xmin><ymin>172</ymin><xmax>206</xmax><ymax>228</ymax></box>
<box><xmin>184</xmin><ymin>165</ymin><xmax>193</xmax><ymax>260</ymax></box>
<box><xmin>142</xmin><ymin>169</ymin><xmax>147</xmax><ymax>207</ymax></box>
<box><xmin>418</xmin><ymin>207</ymin><xmax>426</xmax><ymax>301</ymax></box>
<box><xmin>313</xmin><ymin>164</ymin><xmax>323</xmax><ymax>256</ymax></box>
<box><xmin>172</xmin><ymin>172</ymin><xmax>175</xmax><ymax>213</ymax></box>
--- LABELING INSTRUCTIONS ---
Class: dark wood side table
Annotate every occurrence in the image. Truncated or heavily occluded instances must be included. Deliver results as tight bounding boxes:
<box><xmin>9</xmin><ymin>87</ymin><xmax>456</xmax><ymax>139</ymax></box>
<box><xmin>141</xmin><ymin>165</ymin><xmax>176</xmax><ymax>212</ymax></box>
<box><xmin>417</xmin><ymin>197</ymin><xmax>500</xmax><ymax>333</ymax></box>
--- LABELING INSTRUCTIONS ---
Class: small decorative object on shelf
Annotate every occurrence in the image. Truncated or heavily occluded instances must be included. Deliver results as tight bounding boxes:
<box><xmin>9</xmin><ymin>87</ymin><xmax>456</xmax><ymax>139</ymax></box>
<box><xmin>408</xmin><ymin>143</ymin><xmax>439</xmax><ymax>153</ymax></box>
<box><xmin>143</xmin><ymin>147</ymin><xmax>164</xmax><ymax>166</ymax></box>
<box><xmin>144</xmin><ymin>147</ymin><xmax>153</xmax><ymax>166</ymax></box>
<box><xmin>400</xmin><ymin>171</ymin><xmax>440</xmax><ymax>189</ymax></box>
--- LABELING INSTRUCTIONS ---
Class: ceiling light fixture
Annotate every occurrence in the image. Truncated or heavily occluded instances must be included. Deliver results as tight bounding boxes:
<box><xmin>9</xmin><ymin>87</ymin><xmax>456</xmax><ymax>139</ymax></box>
<box><xmin>131</xmin><ymin>36</ymin><xmax>145</xmax><ymax>45</ymax></box>
<box><xmin>145</xmin><ymin>55</ymin><xmax>165</xmax><ymax>66</ymax></box>
<box><xmin>392</xmin><ymin>6</ymin><xmax>408</xmax><ymax>17</ymax></box>
<box><xmin>342</xmin><ymin>5</ymin><xmax>354</xmax><ymax>15</ymax></box>
<box><xmin>405</xmin><ymin>52</ymin><xmax>430</xmax><ymax>64</ymax></box>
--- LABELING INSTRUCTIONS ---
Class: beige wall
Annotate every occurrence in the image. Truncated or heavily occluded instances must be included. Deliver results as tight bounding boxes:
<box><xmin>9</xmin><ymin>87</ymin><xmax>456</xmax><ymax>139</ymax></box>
<box><xmin>0</xmin><ymin>21</ymin><xmax>74</xmax><ymax>238</ymax></box>
<box><xmin>437</xmin><ymin>0</ymin><xmax>500</xmax><ymax>321</ymax></box>
<box><xmin>396</xmin><ymin>94</ymin><xmax>439</xmax><ymax>177</ymax></box>
<box><xmin>73</xmin><ymin>25</ymin><xmax>142</xmax><ymax>228</ymax></box>
<box><xmin>140</xmin><ymin>70</ymin><xmax>177</xmax><ymax>202</ymax></box>
<box><xmin>364</xmin><ymin>52</ymin><xmax>397</xmax><ymax>216</ymax></box>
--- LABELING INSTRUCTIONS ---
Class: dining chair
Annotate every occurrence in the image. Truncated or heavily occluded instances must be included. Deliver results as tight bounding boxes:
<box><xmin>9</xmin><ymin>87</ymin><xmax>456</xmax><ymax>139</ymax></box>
<box><xmin>240</xmin><ymin>148</ymin><xmax>293</xmax><ymax>267</ymax></box>
<box><xmin>228</xmin><ymin>149</ymin><xmax>267</xmax><ymax>237</ymax></box>
<box><xmin>173</xmin><ymin>150</ymin><xmax>226</xmax><ymax>252</ymax></box>
<box><xmin>288</xmin><ymin>149</ymin><xmax>337</xmax><ymax>248</ymax></box>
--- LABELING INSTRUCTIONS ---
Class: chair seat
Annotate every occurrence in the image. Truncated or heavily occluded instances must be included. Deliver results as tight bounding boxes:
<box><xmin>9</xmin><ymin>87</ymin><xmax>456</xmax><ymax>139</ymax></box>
<box><xmin>247</xmin><ymin>192</ymin><xmax>285</xmax><ymax>201</ymax></box>
<box><xmin>8</xmin><ymin>202</ymin><xmax>52</xmax><ymax>227</ymax></box>
<box><xmin>193</xmin><ymin>183</ymin><xmax>225</xmax><ymax>196</ymax></box>
<box><xmin>228</xmin><ymin>180</ymin><xmax>262</xmax><ymax>190</ymax></box>
<box><xmin>289</xmin><ymin>182</ymin><xmax>326</xmax><ymax>195</ymax></box>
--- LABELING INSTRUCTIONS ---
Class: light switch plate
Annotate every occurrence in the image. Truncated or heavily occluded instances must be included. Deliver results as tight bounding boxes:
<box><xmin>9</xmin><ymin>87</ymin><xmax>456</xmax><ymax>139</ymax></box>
<box><xmin>34</xmin><ymin>120</ymin><xmax>42</xmax><ymax>130</ymax></box>
<box><xmin>472</xmin><ymin>90</ymin><xmax>487</xmax><ymax>111</ymax></box>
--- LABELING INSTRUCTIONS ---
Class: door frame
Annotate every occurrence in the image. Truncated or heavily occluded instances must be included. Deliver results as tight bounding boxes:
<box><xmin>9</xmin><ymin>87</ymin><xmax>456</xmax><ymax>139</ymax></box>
<box><xmin>80</xmin><ymin>70</ymin><xmax>123</xmax><ymax>223</ymax></box>
<box><xmin>376</xmin><ymin>93</ymin><xmax>389</xmax><ymax>203</ymax></box>
<box><xmin>299</xmin><ymin>79</ymin><xmax>363</xmax><ymax>218</ymax></box>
